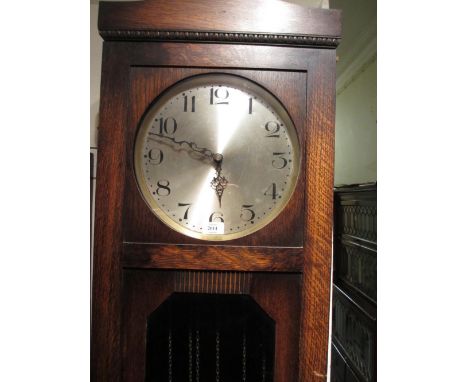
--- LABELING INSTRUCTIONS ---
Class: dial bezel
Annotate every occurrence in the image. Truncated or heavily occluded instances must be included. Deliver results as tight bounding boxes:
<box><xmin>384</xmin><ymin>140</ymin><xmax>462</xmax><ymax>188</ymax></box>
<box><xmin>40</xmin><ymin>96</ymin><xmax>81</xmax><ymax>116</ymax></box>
<box><xmin>134</xmin><ymin>73</ymin><xmax>301</xmax><ymax>241</ymax></box>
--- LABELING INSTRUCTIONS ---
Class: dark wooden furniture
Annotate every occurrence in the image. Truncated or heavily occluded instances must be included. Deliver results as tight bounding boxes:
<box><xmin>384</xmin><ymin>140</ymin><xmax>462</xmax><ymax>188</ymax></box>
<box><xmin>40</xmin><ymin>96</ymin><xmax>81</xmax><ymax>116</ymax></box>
<box><xmin>331</xmin><ymin>184</ymin><xmax>377</xmax><ymax>382</ymax></box>
<box><xmin>91</xmin><ymin>1</ymin><xmax>341</xmax><ymax>381</ymax></box>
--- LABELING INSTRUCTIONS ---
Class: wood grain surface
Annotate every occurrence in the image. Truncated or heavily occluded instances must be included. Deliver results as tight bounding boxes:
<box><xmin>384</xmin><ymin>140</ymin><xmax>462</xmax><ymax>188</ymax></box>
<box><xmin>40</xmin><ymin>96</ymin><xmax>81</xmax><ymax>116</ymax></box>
<box><xmin>99</xmin><ymin>0</ymin><xmax>341</xmax><ymax>39</ymax></box>
<box><xmin>123</xmin><ymin>243</ymin><xmax>303</xmax><ymax>272</ymax></box>
<box><xmin>129</xmin><ymin>42</ymin><xmax>316</xmax><ymax>71</ymax></box>
<box><xmin>91</xmin><ymin>44</ymin><xmax>129</xmax><ymax>382</ymax></box>
<box><xmin>298</xmin><ymin>49</ymin><xmax>337</xmax><ymax>382</ymax></box>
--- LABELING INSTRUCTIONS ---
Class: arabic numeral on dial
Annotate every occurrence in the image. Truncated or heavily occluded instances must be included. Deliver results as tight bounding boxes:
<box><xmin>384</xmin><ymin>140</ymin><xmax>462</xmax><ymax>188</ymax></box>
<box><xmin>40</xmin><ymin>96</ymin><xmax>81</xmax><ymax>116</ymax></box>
<box><xmin>272</xmin><ymin>152</ymin><xmax>288</xmax><ymax>169</ymax></box>
<box><xmin>183</xmin><ymin>95</ymin><xmax>195</xmax><ymax>112</ymax></box>
<box><xmin>156</xmin><ymin>180</ymin><xmax>171</xmax><ymax>196</ymax></box>
<box><xmin>210</xmin><ymin>87</ymin><xmax>229</xmax><ymax>105</ymax></box>
<box><xmin>265</xmin><ymin>121</ymin><xmax>280</xmax><ymax>137</ymax></box>
<box><xmin>156</xmin><ymin>117</ymin><xmax>178</xmax><ymax>135</ymax></box>
<box><xmin>148</xmin><ymin>148</ymin><xmax>163</xmax><ymax>164</ymax></box>
<box><xmin>264</xmin><ymin>183</ymin><xmax>277</xmax><ymax>200</ymax></box>
<box><xmin>178</xmin><ymin>203</ymin><xmax>192</xmax><ymax>220</ymax></box>
<box><xmin>209</xmin><ymin>212</ymin><xmax>224</xmax><ymax>223</ymax></box>
<box><xmin>240</xmin><ymin>205</ymin><xmax>255</xmax><ymax>222</ymax></box>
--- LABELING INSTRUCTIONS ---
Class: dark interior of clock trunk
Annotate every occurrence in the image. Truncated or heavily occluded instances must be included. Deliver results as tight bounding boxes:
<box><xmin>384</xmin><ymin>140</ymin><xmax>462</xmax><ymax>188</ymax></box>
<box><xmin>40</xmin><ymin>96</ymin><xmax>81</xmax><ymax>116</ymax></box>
<box><xmin>145</xmin><ymin>293</ymin><xmax>275</xmax><ymax>382</ymax></box>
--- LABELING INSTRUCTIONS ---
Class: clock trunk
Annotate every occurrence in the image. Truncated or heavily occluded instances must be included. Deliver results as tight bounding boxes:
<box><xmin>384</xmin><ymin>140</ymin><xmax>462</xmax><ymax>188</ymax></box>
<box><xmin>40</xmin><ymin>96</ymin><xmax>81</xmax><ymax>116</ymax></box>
<box><xmin>92</xmin><ymin>1</ymin><xmax>341</xmax><ymax>381</ymax></box>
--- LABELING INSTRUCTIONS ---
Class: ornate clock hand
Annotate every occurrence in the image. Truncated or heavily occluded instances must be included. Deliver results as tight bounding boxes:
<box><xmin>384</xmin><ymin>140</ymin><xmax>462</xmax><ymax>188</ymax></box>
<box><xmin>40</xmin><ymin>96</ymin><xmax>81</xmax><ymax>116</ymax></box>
<box><xmin>210</xmin><ymin>155</ymin><xmax>228</xmax><ymax>208</ymax></box>
<box><xmin>148</xmin><ymin>132</ymin><xmax>215</xmax><ymax>161</ymax></box>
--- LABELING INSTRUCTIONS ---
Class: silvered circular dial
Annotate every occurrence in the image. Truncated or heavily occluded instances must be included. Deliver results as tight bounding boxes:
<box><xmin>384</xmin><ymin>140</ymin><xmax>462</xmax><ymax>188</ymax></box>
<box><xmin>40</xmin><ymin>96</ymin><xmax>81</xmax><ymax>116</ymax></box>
<box><xmin>134</xmin><ymin>74</ymin><xmax>300</xmax><ymax>241</ymax></box>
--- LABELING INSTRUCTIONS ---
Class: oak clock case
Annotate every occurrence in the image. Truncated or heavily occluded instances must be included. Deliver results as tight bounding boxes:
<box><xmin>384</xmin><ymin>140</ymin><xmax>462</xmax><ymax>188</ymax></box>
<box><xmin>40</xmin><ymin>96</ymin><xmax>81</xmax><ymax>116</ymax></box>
<box><xmin>133</xmin><ymin>74</ymin><xmax>301</xmax><ymax>241</ymax></box>
<box><xmin>93</xmin><ymin>2</ymin><xmax>340</xmax><ymax>381</ymax></box>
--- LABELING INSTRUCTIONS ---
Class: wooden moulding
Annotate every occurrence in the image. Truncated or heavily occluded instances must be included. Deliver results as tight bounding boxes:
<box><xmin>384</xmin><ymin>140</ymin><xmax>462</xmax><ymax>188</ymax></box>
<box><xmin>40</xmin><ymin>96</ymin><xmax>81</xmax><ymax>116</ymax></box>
<box><xmin>99</xmin><ymin>0</ymin><xmax>341</xmax><ymax>47</ymax></box>
<box><xmin>122</xmin><ymin>243</ymin><xmax>304</xmax><ymax>272</ymax></box>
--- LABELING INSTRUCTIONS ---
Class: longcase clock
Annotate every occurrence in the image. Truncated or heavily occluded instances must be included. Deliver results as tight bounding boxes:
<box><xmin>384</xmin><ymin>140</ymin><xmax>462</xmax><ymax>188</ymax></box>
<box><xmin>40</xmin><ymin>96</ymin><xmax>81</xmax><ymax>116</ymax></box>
<box><xmin>91</xmin><ymin>1</ymin><xmax>341</xmax><ymax>381</ymax></box>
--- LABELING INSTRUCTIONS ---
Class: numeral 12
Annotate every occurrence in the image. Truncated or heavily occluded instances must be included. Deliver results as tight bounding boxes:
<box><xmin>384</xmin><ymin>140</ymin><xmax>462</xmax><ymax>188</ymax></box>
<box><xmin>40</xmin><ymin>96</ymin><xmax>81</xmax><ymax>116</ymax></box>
<box><xmin>210</xmin><ymin>88</ymin><xmax>229</xmax><ymax>105</ymax></box>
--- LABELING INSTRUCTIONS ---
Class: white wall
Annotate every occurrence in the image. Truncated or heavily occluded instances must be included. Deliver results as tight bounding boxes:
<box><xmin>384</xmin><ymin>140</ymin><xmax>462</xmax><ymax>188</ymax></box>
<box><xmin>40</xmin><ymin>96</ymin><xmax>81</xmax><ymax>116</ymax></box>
<box><xmin>334</xmin><ymin>57</ymin><xmax>377</xmax><ymax>186</ymax></box>
<box><xmin>90</xmin><ymin>2</ymin><xmax>101</xmax><ymax>148</ymax></box>
<box><xmin>331</xmin><ymin>0</ymin><xmax>377</xmax><ymax>186</ymax></box>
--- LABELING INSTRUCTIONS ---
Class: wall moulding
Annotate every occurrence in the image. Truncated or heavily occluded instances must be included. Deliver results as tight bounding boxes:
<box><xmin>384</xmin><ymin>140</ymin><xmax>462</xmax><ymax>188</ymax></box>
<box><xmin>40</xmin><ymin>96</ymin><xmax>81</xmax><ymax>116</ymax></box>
<box><xmin>336</xmin><ymin>20</ymin><xmax>376</xmax><ymax>94</ymax></box>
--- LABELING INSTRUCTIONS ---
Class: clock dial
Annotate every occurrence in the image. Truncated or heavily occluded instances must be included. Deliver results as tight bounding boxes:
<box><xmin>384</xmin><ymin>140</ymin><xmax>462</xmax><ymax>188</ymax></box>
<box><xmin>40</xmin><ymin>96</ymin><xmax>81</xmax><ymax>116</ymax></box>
<box><xmin>134</xmin><ymin>74</ymin><xmax>300</xmax><ymax>241</ymax></box>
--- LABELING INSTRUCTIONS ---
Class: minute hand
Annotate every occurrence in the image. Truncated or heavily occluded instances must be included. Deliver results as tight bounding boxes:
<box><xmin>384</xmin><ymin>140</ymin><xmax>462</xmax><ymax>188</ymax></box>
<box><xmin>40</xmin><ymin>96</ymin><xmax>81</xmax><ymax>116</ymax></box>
<box><xmin>148</xmin><ymin>132</ymin><xmax>214</xmax><ymax>161</ymax></box>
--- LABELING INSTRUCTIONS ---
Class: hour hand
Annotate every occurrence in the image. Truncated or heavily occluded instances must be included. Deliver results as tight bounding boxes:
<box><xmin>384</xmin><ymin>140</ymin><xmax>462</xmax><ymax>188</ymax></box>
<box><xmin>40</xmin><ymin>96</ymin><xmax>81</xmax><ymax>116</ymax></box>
<box><xmin>148</xmin><ymin>133</ymin><xmax>214</xmax><ymax>162</ymax></box>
